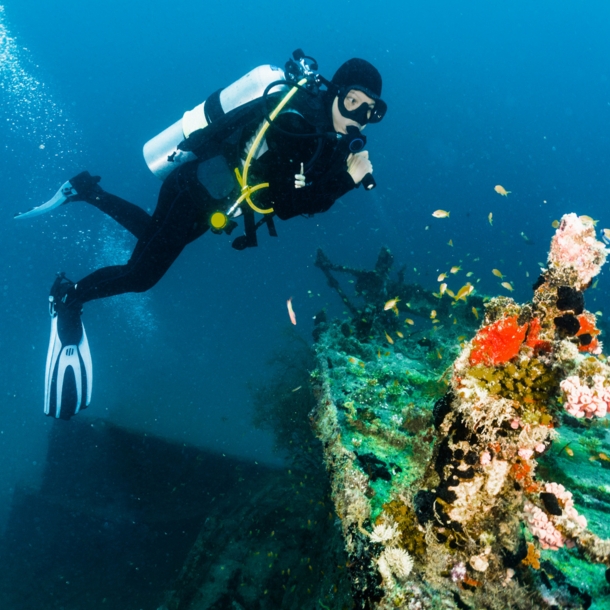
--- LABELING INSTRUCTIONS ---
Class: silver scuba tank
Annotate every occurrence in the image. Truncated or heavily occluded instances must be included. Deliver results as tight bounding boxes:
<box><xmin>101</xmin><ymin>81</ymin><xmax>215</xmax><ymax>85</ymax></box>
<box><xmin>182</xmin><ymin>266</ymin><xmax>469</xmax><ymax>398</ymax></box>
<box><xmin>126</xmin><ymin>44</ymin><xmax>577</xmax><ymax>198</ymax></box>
<box><xmin>143</xmin><ymin>65</ymin><xmax>287</xmax><ymax>181</ymax></box>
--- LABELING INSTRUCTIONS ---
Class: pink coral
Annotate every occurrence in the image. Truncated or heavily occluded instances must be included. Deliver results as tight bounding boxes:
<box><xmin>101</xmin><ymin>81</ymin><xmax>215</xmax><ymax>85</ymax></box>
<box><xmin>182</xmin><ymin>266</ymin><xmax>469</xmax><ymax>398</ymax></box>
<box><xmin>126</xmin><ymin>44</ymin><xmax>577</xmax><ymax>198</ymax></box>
<box><xmin>560</xmin><ymin>375</ymin><xmax>610</xmax><ymax>419</ymax></box>
<box><xmin>544</xmin><ymin>483</ymin><xmax>587</xmax><ymax>529</ymax></box>
<box><xmin>523</xmin><ymin>502</ymin><xmax>564</xmax><ymax>550</ymax></box>
<box><xmin>547</xmin><ymin>213</ymin><xmax>607</xmax><ymax>289</ymax></box>
<box><xmin>480</xmin><ymin>451</ymin><xmax>491</xmax><ymax>466</ymax></box>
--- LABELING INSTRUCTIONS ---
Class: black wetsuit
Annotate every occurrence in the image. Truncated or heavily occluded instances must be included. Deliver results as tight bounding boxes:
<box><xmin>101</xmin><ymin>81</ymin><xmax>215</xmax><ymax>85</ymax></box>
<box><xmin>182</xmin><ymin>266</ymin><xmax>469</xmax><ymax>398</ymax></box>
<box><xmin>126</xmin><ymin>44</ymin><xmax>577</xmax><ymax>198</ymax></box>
<box><xmin>69</xmin><ymin>96</ymin><xmax>357</xmax><ymax>305</ymax></box>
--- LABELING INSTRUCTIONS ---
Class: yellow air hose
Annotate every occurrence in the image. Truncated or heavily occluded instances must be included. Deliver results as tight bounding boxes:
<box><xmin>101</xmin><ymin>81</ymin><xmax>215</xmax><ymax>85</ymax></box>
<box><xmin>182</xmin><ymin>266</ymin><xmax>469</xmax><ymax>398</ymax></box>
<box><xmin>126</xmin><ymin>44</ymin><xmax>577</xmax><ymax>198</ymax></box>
<box><xmin>233</xmin><ymin>77</ymin><xmax>309</xmax><ymax>215</ymax></box>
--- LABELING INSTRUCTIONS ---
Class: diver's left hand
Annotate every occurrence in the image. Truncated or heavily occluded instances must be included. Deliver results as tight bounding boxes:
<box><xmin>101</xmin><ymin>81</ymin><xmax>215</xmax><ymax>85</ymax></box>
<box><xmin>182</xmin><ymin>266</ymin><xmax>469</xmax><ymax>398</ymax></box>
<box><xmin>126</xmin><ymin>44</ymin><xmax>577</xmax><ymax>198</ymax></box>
<box><xmin>294</xmin><ymin>163</ymin><xmax>305</xmax><ymax>189</ymax></box>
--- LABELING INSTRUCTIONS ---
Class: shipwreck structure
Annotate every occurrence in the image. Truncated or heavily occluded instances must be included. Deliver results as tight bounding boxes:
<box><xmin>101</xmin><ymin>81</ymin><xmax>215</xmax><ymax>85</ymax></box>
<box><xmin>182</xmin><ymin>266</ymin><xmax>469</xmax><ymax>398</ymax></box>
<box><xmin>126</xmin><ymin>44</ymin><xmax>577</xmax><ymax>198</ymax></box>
<box><xmin>311</xmin><ymin>214</ymin><xmax>610</xmax><ymax>609</ymax></box>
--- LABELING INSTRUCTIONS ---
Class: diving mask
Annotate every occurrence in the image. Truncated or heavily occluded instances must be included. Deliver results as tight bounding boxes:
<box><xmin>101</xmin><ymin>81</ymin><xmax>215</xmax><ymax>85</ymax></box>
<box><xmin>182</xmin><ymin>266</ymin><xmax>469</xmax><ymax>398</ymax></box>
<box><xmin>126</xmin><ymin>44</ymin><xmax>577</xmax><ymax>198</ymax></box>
<box><xmin>337</xmin><ymin>86</ymin><xmax>387</xmax><ymax>126</ymax></box>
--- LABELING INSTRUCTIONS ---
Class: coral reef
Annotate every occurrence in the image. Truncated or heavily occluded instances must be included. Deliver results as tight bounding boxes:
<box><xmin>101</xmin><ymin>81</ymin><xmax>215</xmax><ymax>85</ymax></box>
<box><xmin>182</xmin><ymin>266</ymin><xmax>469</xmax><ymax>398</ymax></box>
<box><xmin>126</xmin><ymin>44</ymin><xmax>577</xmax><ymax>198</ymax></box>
<box><xmin>311</xmin><ymin>215</ymin><xmax>610</xmax><ymax>609</ymax></box>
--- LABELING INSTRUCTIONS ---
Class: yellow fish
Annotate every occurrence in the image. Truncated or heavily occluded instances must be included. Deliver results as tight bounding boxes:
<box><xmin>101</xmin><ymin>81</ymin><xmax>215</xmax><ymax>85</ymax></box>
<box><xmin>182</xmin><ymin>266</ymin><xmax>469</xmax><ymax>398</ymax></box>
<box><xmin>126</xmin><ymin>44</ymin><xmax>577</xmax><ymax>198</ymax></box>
<box><xmin>437</xmin><ymin>273</ymin><xmax>447</xmax><ymax>281</ymax></box>
<box><xmin>447</xmin><ymin>239</ymin><xmax>454</xmax><ymax>247</ymax></box>
<box><xmin>440</xmin><ymin>282</ymin><xmax>447</xmax><ymax>295</ymax></box>
<box><xmin>488</xmin><ymin>212</ymin><xmax>493</xmax><ymax>225</ymax></box>
<box><xmin>396</xmin><ymin>331</ymin><xmax>404</xmax><ymax>338</ymax></box>
<box><xmin>430</xmin><ymin>310</ymin><xmax>437</xmax><ymax>319</ymax></box>
<box><xmin>600</xmin><ymin>452</ymin><xmax>610</xmax><ymax>462</ymax></box>
<box><xmin>455</xmin><ymin>283</ymin><xmax>473</xmax><ymax>301</ymax></box>
<box><xmin>494</xmin><ymin>185</ymin><xmax>510</xmax><ymax>196</ymax></box>
<box><xmin>565</xmin><ymin>447</ymin><xmax>574</xmax><ymax>457</ymax></box>
<box><xmin>446</xmin><ymin>289</ymin><xmax>456</xmax><ymax>298</ymax></box>
<box><xmin>603</xmin><ymin>228</ymin><xmax>610</xmax><ymax>240</ymax></box>
<box><xmin>385</xmin><ymin>331</ymin><xmax>394</xmax><ymax>345</ymax></box>
<box><xmin>384</xmin><ymin>297</ymin><xmax>400</xmax><ymax>311</ymax></box>
<box><xmin>552</xmin><ymin>220</ymin><xmax>560</xmax><ymax>229</ymax></box>
<box><xmin>501</xmin><ymin>282</ymin><xmax>514</xmax><ymax>292</ymax></box>
<box><xmin>450</xmin><ymin>266</ymin><xmax>461</xmax><ymax>274</ymax></box>
<box><xmin>492</xmin><ymin>269</ymin><xmax>504</xmax><ymax>278</ymax></box>
<box><xmin>471</xmin><ymin>307</ymin><xmax>479</xmax><ymax>319</ymax></box>
<box><xmin>457</xmin><ymin>335</ymin><xmax>467</xmax><ymax>341</ymax></box>
<box><xmin>437</xmin><ymin>350</ymin><xmax>443</xmax><ymax>359</ymax></box>
<box><xmin>404</xmin><ymin>318</ymin><xmax>415</xmax><ymax>325</ymax></box>
<box><xmin>432</xmin><ymin>210</ymin><xmax>450</xmax><ymax>218</ymax></box>
<box><xmin>579</xmin><ymin>215</ymin><xmax>598</xmax><ymax>226</ymax></box>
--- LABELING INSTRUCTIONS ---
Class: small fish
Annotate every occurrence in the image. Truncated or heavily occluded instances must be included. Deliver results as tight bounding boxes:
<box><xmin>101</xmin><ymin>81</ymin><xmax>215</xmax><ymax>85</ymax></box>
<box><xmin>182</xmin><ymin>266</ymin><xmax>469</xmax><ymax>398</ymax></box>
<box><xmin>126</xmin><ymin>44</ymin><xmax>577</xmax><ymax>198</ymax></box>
<box><xmin>471</xmin><ymin>306</ymin><xmax>479</xmax><ymax>319</ymax></box>
<box><xmin>453</xmin><ymin>317</ymin><xmax>457</xmax><ymax>324</ymax></box>
<box><xmin>432</xmin><ymin>210</ymin><xmax>450</xmax><ymax>218</ymax></box>
<box><xmin>384</xmin><ymin>297</ymin><xmax>400</xmax><ymax>311</ymax></box>
<box><xmin>552</xmin><ymin>220</ymin><xmax>560</xmax><ymax>229</ymax></box>
<box><xmin>430</xmin><ymin>310</ymin><xmax>437</xmax><ymax>319</ymax></box>
<box><xmin>405</xmin><ymin>318</ymin><xmax>415</xmax><ymax>325</ymax></box>
<box><xmin>492</xmin><ymin>268</ymin><xmax>504</xmax><ymax>278</ymax></box>
<box><xmin>593</xmin><ymin>278</ymin><xmax>599</xmax><ymax>289</ymax></box>
<box><xmin>457</xmin><ymin>335</ymin><xmax>467</xmax><ymax>341</ymax></box>
<box><xmin>438</xmin><ymin>273</ymin><xmax>447</xmax><ymax>281</ymax></box>
<box><xmin>501</xmin><ymin>282</ymin><xmax>514</xmax><ymax>292</ymax></box>
<box><xmin>447</xmin><ymin>239</ymin><xmax>454</xmax><ymax>247</ymax></box>
<box><xmin>450</xmin><ymin>266</ymin><xmax>461</xmax><ymax>274</ymax></box>
<box><xmin>565</xmin><ymin>447</ymin><xmax>574</xmax><ymax>457</ymax></box>
<box><xmin>579</xmin><ymin>215</ymin><xmax>598</xmax><ymax>226</ymax></box>
<box><xmin>455</xmin><ymin>283</ymin><xmax>473</xmax><ymax>301</ymax></box>
<box><xmin>287</xmin><ymin>297</ymin><xmax>297</xmax><ymax>325</ymax></box>
<box><xmin>377</xmin><ymin>349</ymin><xmax>381</xmax><ymax>358</ymax></box>
<box><xmin>520</xmin><ymin>232</ymin><xmax>534</xmax><ymax>245</ymax></box>
<box><xmin>440</xmin><ymin>282</ymin><xmax>447</xmax><ymax>295</ymax></box>
<box><xmin>599</xmin><ymin>452</ymin><xmax>610</xmax><ymax>462</ymax></box>
<box><xmin>603</xmin><ymin>228</ymin><xmax>610</xmax><ymax>240</ymax></box>
<box><xmin>437</xmin><ymin>349</ymin><xmax>443</xmax><ymax>359</ymax></box>
<box><xmin>385</xmin><ymin>331</ymin><xmax>394</xmax><ymax>345</ymax></box>
<box><xmin>396</xmin><ymin>331</ymin><xmax>404</xmax><ymax>338</ymax></box>
<box><xmin>446</xmin><ymin>289</ymin><xmax>456</xmax><ymax>298</ymax></box>
<box><xmin>488</xmin><ymin>212</ymin><xmax>493</xmax><ymax>225</ymax></box>
<box><xmin>292</xmin><ymin>386</ymin><xmax>302</xmax><ymax>392</ymax></box>
<box><xmin>466</xmin><ymin>271</ymin><xmax>474</xmax><ymax>277</ymax></box>
<box><xmin>348</xmin><ymin>357</ymin><xmax>358</xmax><ymax>364</ymax></box>
<box><xmin>494</xmin><ymin>185</ymin><xmax>511</xmax><ymax>196</ymax></box>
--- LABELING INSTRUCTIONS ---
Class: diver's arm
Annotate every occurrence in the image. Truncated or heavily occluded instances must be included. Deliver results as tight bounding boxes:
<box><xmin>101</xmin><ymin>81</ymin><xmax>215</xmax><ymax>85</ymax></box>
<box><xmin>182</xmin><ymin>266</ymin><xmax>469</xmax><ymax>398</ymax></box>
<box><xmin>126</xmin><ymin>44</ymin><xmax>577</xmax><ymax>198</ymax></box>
<box><xmin>263</xmin><ymin>114</ymin><xmax>356</xmax><ymax>220</ymax></box>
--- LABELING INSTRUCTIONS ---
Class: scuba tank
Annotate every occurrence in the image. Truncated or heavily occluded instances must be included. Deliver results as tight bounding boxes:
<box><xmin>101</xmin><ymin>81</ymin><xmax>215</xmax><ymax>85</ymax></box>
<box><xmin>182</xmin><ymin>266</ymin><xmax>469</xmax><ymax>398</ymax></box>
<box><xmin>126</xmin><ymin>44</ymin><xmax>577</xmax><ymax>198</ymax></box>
<box><xmin>143</xmin><ymin>65</ymin><xmax>288</xmax><ymax>180</ymax></box>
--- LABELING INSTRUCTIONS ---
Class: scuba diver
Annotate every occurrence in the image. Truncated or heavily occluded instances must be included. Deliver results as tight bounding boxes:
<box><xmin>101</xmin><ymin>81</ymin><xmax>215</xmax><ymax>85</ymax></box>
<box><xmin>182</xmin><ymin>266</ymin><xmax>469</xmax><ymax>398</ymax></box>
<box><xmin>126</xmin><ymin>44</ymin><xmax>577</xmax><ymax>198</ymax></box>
<box><xmin>15</xmin><ymin>50</ymin><xmax>387</xmax><ymax>420</ymax></box>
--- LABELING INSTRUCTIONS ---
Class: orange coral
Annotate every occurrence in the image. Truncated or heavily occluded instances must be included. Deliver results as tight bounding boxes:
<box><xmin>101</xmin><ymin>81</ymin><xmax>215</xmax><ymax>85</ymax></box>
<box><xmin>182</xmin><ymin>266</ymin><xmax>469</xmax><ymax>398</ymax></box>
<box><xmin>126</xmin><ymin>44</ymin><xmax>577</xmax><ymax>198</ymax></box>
<box><xmin>469</xmin><ymin>316</ymin><xmax>528</xmax><ymax>366</ymax></box>
<box><xmin>576</xmin><ymin>311</ymin><xmax>601</xmax><ymax>354</ymax></box>
<box><xmin>576</xmin><ymin>313</ymin><xmax>600</xmax><ymax>338</ymax></box>
<box><xmin>576</xmin><ymin>313</ymin><xmax>601</xmax><ymax>353</ymax></box>
<box><xmin>521</xmin><ymin>542</ymin><xmax>541</xmax><ymax>569</ymax></box>
<box><xmin>525</xmin><ymin>317</ymin><xmax>552</xmax><ymax>353</ymax></box>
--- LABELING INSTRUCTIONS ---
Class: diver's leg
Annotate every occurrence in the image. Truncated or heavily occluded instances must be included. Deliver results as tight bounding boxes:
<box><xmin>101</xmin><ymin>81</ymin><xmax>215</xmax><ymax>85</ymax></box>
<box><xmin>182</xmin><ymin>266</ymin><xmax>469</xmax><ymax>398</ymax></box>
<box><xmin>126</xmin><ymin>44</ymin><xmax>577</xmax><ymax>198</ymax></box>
<box><xmin>70</xmin><ymin>172</ymin><xmax>152</xmax><ymax>240</ymax></box>
<box><xmin>62</xmin><ymin>163</ymin><xmax>208</xmax><ymax>305</ymax></box>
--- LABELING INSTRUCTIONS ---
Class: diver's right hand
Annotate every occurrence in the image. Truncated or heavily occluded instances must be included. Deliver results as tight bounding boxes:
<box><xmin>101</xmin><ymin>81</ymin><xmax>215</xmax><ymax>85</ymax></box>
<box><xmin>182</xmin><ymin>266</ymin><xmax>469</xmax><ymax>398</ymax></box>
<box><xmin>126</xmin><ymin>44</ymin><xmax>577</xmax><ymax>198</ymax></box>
<box><xmin>347</xmin><ymin>151</ymin><xmax>373</xmax><ymax>185</ymax></box>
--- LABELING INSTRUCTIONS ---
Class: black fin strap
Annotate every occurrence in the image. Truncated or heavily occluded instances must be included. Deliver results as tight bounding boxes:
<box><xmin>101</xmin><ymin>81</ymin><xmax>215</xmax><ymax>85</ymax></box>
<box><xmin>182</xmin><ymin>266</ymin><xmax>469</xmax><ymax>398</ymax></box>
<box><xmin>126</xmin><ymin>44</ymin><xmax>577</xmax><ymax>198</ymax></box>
<box><xmin>265</xmin><ymin>214</ymin><xmax>278</xmax><ymax>237</ymax></box>
<box><xmin>244</xmin><ymin>209</ymin><xmax>258</xmax><ymax>248</ymax></box>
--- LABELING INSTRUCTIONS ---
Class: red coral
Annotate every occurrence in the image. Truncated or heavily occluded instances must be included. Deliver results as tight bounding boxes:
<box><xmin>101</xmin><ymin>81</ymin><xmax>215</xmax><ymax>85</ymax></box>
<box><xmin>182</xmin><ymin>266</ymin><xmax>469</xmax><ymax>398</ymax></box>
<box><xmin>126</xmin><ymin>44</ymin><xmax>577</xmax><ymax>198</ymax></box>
<box><xmin>525</xmin><ymin>317</ymin><xmax>552</xmax><ymax>353</ymax></box>
<box><xmin>470</xmin><ymin>315</ymin><xmax>528</xmax><ymax>366</ymax></box>
<box><xmin>576</xmin><ymin>313</ymin><xmax>600</xmax><ymax>337</ymax></box>
<box><xmin>576</xmin><ymin>313</ymin><xmax>601</xmax><ymax>353</ymax></box>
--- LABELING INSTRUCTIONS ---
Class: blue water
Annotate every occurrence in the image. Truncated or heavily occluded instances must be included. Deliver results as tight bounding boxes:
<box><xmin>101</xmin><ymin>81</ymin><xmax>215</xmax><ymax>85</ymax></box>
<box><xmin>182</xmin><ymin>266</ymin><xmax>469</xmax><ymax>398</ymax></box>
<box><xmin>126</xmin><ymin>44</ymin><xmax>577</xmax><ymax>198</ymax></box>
<box><xmin>1</xmin><ymin>0</ymin><xmax>610</xmax><ymax>606</ymax></box>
